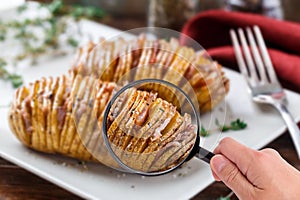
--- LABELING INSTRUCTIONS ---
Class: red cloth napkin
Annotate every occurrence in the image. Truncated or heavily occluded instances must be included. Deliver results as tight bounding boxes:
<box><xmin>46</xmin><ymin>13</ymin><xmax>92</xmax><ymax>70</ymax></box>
<box><xmin>181</xmin><ymin>10</ymin><xmax>300</xmax><ymax>93</ymax></box>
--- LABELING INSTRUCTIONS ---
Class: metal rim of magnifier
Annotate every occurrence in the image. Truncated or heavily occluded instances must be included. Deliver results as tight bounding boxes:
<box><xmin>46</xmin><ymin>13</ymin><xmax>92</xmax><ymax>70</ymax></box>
<box><xmin>102</xmin><ymin>78</ymin><xmax>201</xmax><ymax>176</ymax></box>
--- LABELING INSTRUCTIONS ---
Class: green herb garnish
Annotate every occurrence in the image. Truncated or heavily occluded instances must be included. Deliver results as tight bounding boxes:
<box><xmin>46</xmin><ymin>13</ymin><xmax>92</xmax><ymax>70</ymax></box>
<box><xmin>43</xmin><ymin>0</ymin><xmax>106</xmax><ymax>20</ymax></box>
<box><xmin>45</xmin><ymin>0</ymin><xmax>64</xmax><ymax>14</ymax></box>
<box><xmin>77</xmin><ymin>160</ymin><xmax>86</xmax><ymax>165</ymax></box>
<box><xmin>217</xmin><ymin>191</ymin><xmax>234</xmax><ymax>200</ymax></box>
<box><xmin>0</xmin><ymin>0</ymin><xmax>106</xmax><ymax>85</ymax></box>
<box><xmin>7</xmin><ymin>74</ymin><xmax>23</xmax><ymax>88</ymax></box>
<box><xmin>0</xmin><ymin>59</ymin><xmax>23</xmax><ymax>88</ymax></box>
<box><xmin>159</xmin><ymin>108</ymin><xmax>165</xmax><ymax>112</ymax></box>
<box><xmin>200</xmin><ymin>126</ymin><xmax>210</xmax><ymax>137</ymax></box>
<box><xmin>217</xmin><ymin>197</ymin><xmax>231</xmax><ymax>200</ymax></box>
<box><xmin>200</xmin><ymin>118</ymin><xmax>247</xmax><ymax>137</ymax></box>
<box><xmin>215</xmin><ymin>118</ymin><xmax>247</xmax><ymax>132</ymax></box>
<box><xmin>17</xmin><ymin>4</ymin><xmax>28</xmax><ymax>13</ymax></box>
<box><xmin>67</xmin><ymin>37</ymin><xmax>79</xmax><ymax>47</ymax></box>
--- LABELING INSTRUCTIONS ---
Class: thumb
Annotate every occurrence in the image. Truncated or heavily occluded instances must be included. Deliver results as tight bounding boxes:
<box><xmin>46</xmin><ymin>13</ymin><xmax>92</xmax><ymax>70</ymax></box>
<box><xmin>210</xmin><ymin>155</ymin><xmax>254</xmax><ymax>199</ymax></box>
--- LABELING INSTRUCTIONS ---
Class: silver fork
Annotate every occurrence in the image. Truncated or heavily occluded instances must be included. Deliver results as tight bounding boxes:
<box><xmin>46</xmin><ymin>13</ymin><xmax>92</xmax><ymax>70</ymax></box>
<box><xmin>230</xmin><ymin>26</ymin><xmax>300</xmax><ymax>159</ymax></box>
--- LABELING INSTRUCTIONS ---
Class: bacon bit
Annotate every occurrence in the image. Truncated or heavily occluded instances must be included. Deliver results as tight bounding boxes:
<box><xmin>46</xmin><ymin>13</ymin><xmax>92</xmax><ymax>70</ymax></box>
<box><xmin>149</xmin><ymin>41</ymin><xmax>160</xmax><ymax>64</ymax></box>
<box><xmin>135</xmin><ymin>106</ymin><xmax>149</xmax><ymax>126</ymax></box>
<box><xmin>150</xmin><ymin>132</ymin><xmax>162</xmax><ymax>142</ymax></box>
<box><xmin>63</xmin><ymin>86</ymin><xmax>71</xmax><ymax>100</ymax></box>
<box><xmin>42</xmin><ymin>105</ymin><xmax>48</xmax><ymax>114</ymax></box>
<box><xmin>151</xmin><ymin>117</ymin><xmax>171</xmax><ymax>141</ymax></box>
<box><xmin>75</xmin><ymin>101</ymin><xmax>87</xmax><ymax>121</ymax></box>
<box><xmin>155</xmin><ymin>141</ymin><xmax>180</xmax><ymax>158</ymax></box>
<box><xmin>22</xmin><ymin>111</ymin><xmax>33</xmax><ymax>133</ymax></box>
<box><xmin>23</xmin><ymin>96</ymin><xmax>31</xmax><ymax>108</ymax></box>
<box><xmin>57</xmin><ymin>106</ymin><xmax>66</xmax><ymax>130</ymax></box>
<box><xmin>183</xmin><ymin>65</ymin><xmax>195</xmax><ymax>79</ymax></box>
<box><xmin>131</xmin><ymin>49</ymin><xmax>141</xmax><ymax>67</ymax></box>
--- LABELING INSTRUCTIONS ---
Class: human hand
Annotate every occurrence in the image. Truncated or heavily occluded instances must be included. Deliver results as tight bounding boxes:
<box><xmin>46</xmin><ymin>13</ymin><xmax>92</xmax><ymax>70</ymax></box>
<box><xmin>210</xmin><ymin>137</ymin><xmax>300</xmax><ymax>200</ymax></box>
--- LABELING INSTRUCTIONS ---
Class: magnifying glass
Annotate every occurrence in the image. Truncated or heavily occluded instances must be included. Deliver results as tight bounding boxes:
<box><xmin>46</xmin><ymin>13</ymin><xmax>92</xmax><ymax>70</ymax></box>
<box><xmin>102</xmin><ymin>79</ymin><xmax>214</xmax><ymax>176</ymax></box>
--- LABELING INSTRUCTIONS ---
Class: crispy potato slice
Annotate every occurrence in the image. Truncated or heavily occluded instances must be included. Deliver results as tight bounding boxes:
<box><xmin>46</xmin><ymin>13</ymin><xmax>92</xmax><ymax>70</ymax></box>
<box><xmin>83</xmin><ymin>81</ymin><xmax>107</xmax><ymax>158</ymax></box>
<box><xmin>62</xmin><ymin>76</ymin><xmax>87</xmax><ymax>154</ymax></box>
<box><xmin>122</xmin><ymin>44</ymin><xmax>134</xmax><ymax>82</ymax></box>
<box><xmin>44</xmin><ymin>77</ymin><xmax>57</xmax><ymax>152</ymax></box>
<box><xmin>59</xmin><ymin>75</ymin><xmax>82</xmax><ymax>154</ymax></box>
<box><xmin>9</xmin><ymin>87</ymin><xmax>31</xmax><ymax>146</ymax></box>
<box><xmin>108</xmin><ymin>90</ymin><xmax>146</xmax><ymax>161</ymax></box>
<box><xmin>107</xmin><ymin>89</ymin><xmax>141</xmax><ymax>141</ymax></box>
<box><xmin>101</xmin><ymin>42</ymin><xmax>116</xmax><ymax>81</ymax></box>
<box><xmin>112</xmin><ymin>39</ymin><xmax>127</xmax><ymax>82</ymax></box>
<box><xmin>69</xmin><ymin>76</ymin><xmax>95</xmax><ymax>157</ymax></box>
<box><xmin>150</xmin><ymin>124</ymin><xmax>196</xmax><ymax>171</ymax></box>
<box><xmin>76</xmin><ymin>79</ymin><xmax>100</xmax><ymax>160</ymax></box>
<box><xmin>39</xmin><ymin>77</ymin><xmax>52</xmax><ymax>152</ymax></box>
<box><xmin>134</xmin><ymin>40</ymin><xmax>151</xmax><ymax>80</ymax></box>
<box><xmin>133</xmin><ymin>101</ymin><xmax>176</xmax><ymax>153</ymax></box>
<box><xmin>31</xmin><ymin>80</ymin><xmax>41</xmax><ymax>150</ymax></box>
<box><xmin>51</xmin><ymin>75</ymin><xmax>68</xmax><ymax>151</ymax></box>
<box><xmin>91</xmin><ymin>84</ymin><xmax>119</xmax><ymax>167</ymax></box>
<box><xmin>36</xmin><ymin>78</ymin><xmax>48</xmax><ymax>152</ymax></box>
<box><xmin>143</xmin><ymin>112</ymin><xmax>183</xmax><ymax>154</ymax></box>
<box><xmin>146</xmin><ymin>114</ymin><xmax>195</xmax><ymax>172</ymax></box>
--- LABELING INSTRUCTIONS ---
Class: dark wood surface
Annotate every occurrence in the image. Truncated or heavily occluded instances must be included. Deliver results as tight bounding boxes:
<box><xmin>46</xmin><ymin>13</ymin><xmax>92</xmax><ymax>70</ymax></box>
<box><xmin>1</xmin><ymin>2</ymin><xmax>300</xmax><ymax>199</ymax></box>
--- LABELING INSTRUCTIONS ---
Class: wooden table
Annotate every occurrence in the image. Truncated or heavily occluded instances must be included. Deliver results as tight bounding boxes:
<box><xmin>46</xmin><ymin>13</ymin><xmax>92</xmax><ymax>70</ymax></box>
<box><xmin>1</xmin><ymin>5</ymin><xmax>300</xmax><ymax>200</ymax></box>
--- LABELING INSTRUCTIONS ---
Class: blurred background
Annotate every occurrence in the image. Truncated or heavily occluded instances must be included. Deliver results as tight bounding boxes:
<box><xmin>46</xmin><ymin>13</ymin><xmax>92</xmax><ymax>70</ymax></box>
<box><xmin>1</xmin><ymin>0</ymin><xmax>300</xmax><ymax>30</ymax></box>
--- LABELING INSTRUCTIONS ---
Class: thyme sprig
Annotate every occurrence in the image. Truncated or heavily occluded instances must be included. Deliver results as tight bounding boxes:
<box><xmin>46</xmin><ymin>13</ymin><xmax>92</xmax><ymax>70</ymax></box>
<box><xmin>215</xmin><ymin>118</ymin><xmax>247</xmax><ymax>132</ymax></box>
<box><xmin>200</xmin><ymin>126</ymin><xmax>210</xmax><ymax>137</ymax></box>
<box><xmin>0</xmin><ymin>0</ymin><xmax>105</xmax><ymax>87</ymax></box>
<box><xmin>200</xmin><ymin>118</ymin><xmax>247</xmax><ymax>137</ymax></box>
<box><xmin>217</xmin><ymin>197</ymin><xmax>231</xmax><ymax>200</ymax></box>
<box><xmin>0</xmin><ymin>59</ymin><xmax>23</xmax><ymax>88</ymax></box>
<box><xmin>217</xmin><ymin>191</ymin><xmax>234</xmax><ymax>200</ymax></box>
<box><xmin>43</xmin><ymin>0</ymin><xmax>105</xmax><ymax>20</ymax></box>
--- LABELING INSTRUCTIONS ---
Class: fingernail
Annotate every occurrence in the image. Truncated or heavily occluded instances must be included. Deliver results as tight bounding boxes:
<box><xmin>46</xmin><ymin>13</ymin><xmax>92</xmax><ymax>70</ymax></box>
<box><xmin>211</xmin><ymin>155</ymin><xmax>228</xmax><ymax>173</ymax></box>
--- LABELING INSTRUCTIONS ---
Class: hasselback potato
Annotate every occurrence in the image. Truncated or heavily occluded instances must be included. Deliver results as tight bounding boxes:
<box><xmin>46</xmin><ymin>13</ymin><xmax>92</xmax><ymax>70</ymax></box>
<box><xmin>9</xmin><ymin>73</ymin><xmax>197</xmax><ymax>171</ymax></box>
<box><xmin>72</xmin><ymin>36</ymin><xmax>229</xmax><ymax>112</ymax></box>
<box><xmin>8</xmin><ymin>74</ymin><xmax>120</xmax><ymax>168</ymax></box>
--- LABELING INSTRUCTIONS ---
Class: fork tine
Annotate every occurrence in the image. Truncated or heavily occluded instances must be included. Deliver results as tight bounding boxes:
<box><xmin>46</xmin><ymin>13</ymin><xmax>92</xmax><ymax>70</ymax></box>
<box><xmin>238</xmin><ymin>28</ymin><xmax>259</xmax><ymax>83</ymax></box>
<box><xmin>230</xmin><ymin>29</ymin><xmax>249</xmax><ymax>77</ymax></box>
<box><xmin>253</xmin><ymin>26</ymin><xmax>279</xmax><ymax>84</ymax></box>
<box><xmin>246</xmin><ymin>27</ymin><xmax>268</xmax><ymax>83</ymax></box>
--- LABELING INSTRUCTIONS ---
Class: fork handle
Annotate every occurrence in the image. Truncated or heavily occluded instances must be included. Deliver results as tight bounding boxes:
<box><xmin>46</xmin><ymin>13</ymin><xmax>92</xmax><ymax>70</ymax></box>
<box><xmin>274</xmin><ymin>102</ymin><xmax>300</xmax><ymax>159</ymax></box>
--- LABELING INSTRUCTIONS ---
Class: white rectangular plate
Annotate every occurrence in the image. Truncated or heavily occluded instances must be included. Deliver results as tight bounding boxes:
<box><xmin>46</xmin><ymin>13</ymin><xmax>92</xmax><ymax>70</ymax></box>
<box><xmin>1</xmin><ymin>20</ymin><xmax>300</xmax><ymax>200</ymax></box>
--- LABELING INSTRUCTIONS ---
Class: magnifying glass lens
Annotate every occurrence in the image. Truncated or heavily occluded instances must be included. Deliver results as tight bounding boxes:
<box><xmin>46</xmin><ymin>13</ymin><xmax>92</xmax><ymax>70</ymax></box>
<box><xmin>103</xmin><ymin>80</ymin><xmax>198</xmax><ymax>174</ymax></box>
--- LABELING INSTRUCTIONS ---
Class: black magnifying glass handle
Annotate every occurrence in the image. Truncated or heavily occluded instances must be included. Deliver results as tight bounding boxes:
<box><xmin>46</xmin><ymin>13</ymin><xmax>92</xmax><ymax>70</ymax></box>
<box><xmin>195</xmin><ymin>147</ymin><xmax>215</xmax><ymax>164</ymax></box>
